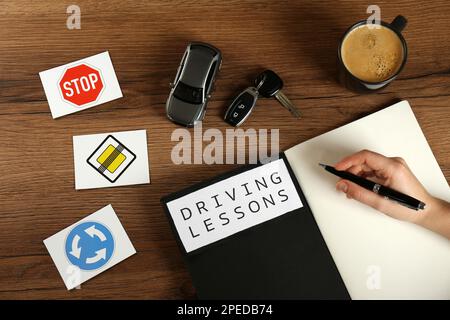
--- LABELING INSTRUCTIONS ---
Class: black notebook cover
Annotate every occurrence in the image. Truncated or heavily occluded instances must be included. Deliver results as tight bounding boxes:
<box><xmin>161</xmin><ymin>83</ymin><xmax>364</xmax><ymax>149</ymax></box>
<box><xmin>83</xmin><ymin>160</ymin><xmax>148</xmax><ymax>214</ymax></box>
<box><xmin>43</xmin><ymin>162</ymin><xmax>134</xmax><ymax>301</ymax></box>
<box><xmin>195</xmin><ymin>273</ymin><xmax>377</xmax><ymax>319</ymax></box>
<box><xmin>161</xmin><ymin>154</ymin><xmax>349</xmax><ymax>299</ymax></box>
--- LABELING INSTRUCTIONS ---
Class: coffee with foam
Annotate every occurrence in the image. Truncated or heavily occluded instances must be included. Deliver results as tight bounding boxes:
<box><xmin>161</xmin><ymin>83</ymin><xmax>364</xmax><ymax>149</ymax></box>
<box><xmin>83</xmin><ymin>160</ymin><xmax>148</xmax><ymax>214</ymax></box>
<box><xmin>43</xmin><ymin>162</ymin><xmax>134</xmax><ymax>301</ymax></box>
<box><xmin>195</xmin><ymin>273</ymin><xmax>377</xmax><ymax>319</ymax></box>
<box><xmin>341</xmin><ymin>24</ymin><xmax>404</xmax><ymax>83</ymax></box>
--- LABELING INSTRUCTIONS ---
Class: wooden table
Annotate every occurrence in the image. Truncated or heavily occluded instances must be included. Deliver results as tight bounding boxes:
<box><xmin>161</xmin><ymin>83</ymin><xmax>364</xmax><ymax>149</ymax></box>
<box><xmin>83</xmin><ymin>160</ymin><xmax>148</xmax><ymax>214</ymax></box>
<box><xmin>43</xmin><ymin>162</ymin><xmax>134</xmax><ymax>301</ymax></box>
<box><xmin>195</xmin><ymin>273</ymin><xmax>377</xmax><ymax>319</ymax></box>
<box><xmin>0</xmin><ymin>0</ymin><xmax>449</xmax><ymax>299</ymax></box>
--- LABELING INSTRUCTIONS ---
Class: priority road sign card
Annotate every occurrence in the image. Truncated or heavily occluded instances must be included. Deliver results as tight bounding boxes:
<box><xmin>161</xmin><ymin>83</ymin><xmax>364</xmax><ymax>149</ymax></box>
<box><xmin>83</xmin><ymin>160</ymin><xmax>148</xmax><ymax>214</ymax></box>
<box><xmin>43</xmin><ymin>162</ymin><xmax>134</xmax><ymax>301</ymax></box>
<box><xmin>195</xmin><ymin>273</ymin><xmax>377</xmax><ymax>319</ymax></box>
<box><xmin>39</xmin><ymin>51</ymin><xmax>122</xmax><ymax>118</ymax></box>
<box><xmin>43</xmin><ymin>205</ymin><xmax>136</xmax><ymax>290</ymax></box>
<box><xmin>73</xmin><ymin>129</ymin><xmax>150</xmax><ymax>190</ymax></box>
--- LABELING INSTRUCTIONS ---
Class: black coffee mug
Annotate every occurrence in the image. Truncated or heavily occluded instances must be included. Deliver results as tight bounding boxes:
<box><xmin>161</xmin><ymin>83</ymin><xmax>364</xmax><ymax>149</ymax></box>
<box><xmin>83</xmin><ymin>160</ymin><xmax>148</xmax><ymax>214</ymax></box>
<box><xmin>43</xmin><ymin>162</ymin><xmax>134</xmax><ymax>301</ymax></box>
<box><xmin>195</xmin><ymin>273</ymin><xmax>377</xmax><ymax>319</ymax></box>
<box><xmin>337</xmin><ymin>15</ymin><xmax>408</xmax><ymax>92</ymax></box>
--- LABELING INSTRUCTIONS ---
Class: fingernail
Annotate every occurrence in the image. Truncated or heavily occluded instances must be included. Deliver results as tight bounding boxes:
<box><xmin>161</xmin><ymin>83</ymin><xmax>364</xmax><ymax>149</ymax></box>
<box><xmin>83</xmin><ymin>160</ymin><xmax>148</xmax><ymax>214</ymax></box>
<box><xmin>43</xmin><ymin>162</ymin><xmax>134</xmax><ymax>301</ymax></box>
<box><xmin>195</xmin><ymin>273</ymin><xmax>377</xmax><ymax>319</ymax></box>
<box><xmin>337</xmin><ymin>182</ymin><xmax>348</xmax><ymax>193</ymax></box>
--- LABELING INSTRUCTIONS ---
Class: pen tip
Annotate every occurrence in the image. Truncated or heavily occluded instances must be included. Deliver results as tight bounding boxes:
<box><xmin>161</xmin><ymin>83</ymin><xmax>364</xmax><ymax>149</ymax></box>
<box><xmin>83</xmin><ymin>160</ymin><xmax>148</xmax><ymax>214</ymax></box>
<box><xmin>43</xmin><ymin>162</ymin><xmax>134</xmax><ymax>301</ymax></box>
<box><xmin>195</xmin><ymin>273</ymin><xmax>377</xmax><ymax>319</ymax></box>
<box><xmin>318</xmin><ymin>163</ymin><xmax>327</xmax><ymax>168</ymax></box>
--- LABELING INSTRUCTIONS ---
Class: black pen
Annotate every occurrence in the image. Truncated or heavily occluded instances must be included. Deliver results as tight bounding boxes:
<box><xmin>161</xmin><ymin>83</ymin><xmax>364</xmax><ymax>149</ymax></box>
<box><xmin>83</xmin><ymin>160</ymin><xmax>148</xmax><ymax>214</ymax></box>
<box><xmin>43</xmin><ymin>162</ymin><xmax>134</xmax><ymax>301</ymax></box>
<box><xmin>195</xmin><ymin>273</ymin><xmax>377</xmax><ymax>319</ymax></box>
<box><xmin>319</xmin><ymin>163</ymin><xmax>426</xmax><ymax>211</ymax></box>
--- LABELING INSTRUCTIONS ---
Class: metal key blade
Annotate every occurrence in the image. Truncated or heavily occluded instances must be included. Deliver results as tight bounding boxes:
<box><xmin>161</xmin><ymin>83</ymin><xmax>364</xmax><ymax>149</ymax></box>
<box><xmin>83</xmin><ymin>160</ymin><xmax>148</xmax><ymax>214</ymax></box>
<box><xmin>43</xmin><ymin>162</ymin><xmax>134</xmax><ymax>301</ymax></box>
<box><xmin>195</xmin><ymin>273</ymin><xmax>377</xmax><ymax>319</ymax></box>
<box><xmin>274</xmin><ymin>91</ymin><xmax>301</xmax><ymax>118</ymax></box>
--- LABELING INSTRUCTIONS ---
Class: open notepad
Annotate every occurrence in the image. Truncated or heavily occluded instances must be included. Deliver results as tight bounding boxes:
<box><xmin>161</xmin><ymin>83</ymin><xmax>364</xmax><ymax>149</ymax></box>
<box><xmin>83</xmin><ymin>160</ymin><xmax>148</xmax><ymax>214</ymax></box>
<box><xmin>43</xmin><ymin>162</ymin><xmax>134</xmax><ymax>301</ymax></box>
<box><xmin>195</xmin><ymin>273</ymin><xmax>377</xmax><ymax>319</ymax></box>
<box><xmin>162</xmin><ymin>100</ymin><xmax>450</xmax><ymax>299</ymax></box>
<box><xmin>285</xmin><ymin>100</ymin><xmax>450</xmax><ymax>299</ymax></box>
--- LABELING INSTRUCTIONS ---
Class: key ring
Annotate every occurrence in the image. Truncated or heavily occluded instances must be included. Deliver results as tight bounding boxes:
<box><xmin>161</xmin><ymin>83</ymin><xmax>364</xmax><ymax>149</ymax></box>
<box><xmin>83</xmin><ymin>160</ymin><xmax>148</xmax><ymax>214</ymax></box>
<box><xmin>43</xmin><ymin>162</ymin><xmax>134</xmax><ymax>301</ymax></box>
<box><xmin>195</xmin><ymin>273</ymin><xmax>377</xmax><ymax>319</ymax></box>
<box><xmin>255</xmin><ymin>73</ymin><xmax>267</xmax><ymax>91</ymax></box>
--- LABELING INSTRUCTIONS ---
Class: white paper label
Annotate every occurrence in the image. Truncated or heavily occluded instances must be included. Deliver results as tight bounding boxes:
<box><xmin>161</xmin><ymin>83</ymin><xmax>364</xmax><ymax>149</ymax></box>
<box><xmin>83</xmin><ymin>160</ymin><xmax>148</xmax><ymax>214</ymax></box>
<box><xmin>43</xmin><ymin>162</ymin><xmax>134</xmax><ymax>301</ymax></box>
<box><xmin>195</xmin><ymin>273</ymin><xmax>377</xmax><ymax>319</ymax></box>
<box><xmin>166</xmin><ymin>159</ymin><xmax>303</xmax><ymax>253</ymax></box>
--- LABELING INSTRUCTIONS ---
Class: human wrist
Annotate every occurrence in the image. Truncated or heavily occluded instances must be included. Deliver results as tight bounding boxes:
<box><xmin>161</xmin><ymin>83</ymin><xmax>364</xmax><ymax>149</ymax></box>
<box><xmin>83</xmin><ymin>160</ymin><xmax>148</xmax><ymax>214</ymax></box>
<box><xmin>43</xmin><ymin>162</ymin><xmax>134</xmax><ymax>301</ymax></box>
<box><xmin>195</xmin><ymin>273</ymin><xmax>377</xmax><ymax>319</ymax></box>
<box><xmin>416</xmin><ymin>196</ymin><xmax>450</xmax><ymax>230</ymax></box>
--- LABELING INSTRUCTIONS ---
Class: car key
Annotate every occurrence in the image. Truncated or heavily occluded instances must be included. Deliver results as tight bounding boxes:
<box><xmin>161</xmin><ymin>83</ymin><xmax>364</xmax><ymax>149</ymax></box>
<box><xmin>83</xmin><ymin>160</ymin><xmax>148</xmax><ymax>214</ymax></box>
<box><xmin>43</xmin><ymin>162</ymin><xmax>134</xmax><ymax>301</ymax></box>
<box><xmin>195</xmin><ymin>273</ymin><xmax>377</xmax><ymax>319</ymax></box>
<box><xmin>224</xmin><ymin>87</ymin><xmax>259</xmax><ymax>126</ymax></box>
<box><xmin>255</xmin><ymin>70</ymin><xmax>301</xmax><ymax>118</ymax></box>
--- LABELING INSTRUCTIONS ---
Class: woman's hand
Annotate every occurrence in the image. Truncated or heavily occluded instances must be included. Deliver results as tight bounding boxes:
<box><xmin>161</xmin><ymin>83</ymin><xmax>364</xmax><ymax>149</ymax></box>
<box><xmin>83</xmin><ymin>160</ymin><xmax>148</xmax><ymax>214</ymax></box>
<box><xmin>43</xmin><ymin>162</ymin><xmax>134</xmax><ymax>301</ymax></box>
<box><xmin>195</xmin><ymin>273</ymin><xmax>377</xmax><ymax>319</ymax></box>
<box><xmin>334</xmin><ymin>150</ymin><xmax>450</xmax><ymax>239</ymax></box>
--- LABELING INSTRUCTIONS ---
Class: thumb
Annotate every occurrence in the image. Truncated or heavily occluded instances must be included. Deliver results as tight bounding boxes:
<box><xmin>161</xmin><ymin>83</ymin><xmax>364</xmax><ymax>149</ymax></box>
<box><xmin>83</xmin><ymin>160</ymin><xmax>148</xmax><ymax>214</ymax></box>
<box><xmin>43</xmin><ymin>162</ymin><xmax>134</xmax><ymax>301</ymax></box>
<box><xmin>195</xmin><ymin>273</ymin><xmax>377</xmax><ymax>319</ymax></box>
<box><xmin>336</xmin><ymin>179</ymin><xmax>387</xmax><ymax>212</ymax></box>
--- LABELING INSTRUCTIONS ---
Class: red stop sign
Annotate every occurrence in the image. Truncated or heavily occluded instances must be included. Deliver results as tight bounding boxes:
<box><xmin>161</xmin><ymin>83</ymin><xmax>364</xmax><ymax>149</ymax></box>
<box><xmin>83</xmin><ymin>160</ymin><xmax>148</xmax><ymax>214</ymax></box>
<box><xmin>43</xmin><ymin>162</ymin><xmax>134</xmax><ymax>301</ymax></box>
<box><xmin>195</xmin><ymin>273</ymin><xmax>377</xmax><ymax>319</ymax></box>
<box><xmin>59</xmin><ymin>64</ymin><xmax>104</xmax><ymax>107</ymax></box>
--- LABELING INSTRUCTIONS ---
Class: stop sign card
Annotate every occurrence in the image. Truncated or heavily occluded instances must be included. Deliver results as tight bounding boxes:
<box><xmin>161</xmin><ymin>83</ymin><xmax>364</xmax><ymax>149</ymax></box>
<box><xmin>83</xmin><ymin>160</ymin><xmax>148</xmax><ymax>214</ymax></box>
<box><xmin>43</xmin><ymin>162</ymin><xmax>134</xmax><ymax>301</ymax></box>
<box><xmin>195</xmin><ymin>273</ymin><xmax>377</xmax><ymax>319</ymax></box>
<box><xmin>39</xmin><ymin>51</ymin><xmax>123</xmax><ymax>118</ymax></box>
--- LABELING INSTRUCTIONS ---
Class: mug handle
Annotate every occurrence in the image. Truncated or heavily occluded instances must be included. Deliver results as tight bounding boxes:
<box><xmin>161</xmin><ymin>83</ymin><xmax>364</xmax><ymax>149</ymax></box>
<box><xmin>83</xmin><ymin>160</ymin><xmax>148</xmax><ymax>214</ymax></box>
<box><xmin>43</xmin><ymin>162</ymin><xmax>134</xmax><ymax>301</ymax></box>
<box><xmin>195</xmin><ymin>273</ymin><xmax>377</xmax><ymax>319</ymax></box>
<box><xmin>390</xmin><ymin>15</ymin><xmax>408</xmax><ymax>33</ymax></box>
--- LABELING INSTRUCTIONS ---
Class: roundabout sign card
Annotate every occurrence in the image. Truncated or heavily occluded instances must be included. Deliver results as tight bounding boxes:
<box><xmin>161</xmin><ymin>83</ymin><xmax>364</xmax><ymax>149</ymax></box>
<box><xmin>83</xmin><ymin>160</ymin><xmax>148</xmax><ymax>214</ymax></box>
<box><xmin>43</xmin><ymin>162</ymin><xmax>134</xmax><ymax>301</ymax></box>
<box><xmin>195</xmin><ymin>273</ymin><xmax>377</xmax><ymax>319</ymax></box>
<box><xmin>44</xmin><ymin>204</ymin><xmax>136</xmax><ymax>290</ymax></box>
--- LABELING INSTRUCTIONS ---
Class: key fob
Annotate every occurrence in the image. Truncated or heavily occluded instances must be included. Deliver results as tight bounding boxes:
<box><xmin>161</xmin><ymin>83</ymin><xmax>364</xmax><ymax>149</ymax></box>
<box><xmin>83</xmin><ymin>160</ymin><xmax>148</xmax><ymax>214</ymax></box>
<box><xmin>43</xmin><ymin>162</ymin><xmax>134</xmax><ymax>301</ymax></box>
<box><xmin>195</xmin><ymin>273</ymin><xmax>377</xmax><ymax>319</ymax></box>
<box><xmin>224</xmin><ymin>87</ymin><xmax>258</xmax><ymax>126</ymax></box>
<box><xmin>255</xmin><ymin>69</ymin><xmax>283</xmax><ymax>98</ymax></box>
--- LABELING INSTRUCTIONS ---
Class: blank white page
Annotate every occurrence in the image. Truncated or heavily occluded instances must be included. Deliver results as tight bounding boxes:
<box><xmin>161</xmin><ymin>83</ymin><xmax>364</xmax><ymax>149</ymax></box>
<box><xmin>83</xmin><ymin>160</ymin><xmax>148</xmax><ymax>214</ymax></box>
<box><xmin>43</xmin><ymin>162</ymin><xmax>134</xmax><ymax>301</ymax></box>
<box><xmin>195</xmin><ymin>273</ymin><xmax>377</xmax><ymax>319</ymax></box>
<box><xmin>285</xmin><ymin>100</ymin><xmax>450</xmax><ymax>299</ymax></box>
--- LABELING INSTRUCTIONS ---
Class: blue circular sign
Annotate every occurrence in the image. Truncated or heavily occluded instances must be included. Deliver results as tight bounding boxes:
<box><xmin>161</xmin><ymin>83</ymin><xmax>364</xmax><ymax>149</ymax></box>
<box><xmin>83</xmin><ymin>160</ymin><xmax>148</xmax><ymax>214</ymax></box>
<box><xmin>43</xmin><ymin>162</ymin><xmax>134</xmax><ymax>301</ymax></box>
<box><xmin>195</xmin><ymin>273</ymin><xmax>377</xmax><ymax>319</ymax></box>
<box><xmin>65</xmin><ymin>221</ymin><xmax>114</xmax><ymax>270</ymax></box>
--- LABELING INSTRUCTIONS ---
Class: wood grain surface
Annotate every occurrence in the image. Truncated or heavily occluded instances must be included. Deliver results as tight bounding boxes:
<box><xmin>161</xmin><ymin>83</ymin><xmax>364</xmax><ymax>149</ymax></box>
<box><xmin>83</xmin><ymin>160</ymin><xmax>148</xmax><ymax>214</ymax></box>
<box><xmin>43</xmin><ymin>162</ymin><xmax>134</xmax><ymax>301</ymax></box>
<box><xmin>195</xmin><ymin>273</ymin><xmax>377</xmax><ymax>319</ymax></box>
<box><xmin>0</xmin><ymin>0</ymin><xmax>449</xmax><ymax>299</ymax></box>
